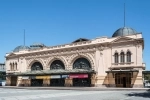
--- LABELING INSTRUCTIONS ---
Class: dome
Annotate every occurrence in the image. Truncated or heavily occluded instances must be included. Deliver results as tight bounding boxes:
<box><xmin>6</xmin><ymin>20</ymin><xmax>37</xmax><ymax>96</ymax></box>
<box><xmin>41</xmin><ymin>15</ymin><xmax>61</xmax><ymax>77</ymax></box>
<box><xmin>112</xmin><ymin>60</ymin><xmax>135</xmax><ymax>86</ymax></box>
<box><xmin>112</xmin><ymin>27</ymin><xmax>137</xmax><ymax>37</ymax></box>
<box><xmin>13</xmin><ymin>45</ymin><xmax>30</xmax><ymax>52</ymax></box>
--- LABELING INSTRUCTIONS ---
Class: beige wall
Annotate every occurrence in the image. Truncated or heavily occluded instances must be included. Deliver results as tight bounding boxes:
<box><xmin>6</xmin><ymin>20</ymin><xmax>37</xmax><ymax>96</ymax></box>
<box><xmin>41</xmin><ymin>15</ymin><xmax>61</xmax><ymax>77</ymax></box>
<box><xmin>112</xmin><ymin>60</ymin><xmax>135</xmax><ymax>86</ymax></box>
<box><xmin>5</xmin><ymin>34</ymin><xmax>145</xmax><ymax>88</ymax></box>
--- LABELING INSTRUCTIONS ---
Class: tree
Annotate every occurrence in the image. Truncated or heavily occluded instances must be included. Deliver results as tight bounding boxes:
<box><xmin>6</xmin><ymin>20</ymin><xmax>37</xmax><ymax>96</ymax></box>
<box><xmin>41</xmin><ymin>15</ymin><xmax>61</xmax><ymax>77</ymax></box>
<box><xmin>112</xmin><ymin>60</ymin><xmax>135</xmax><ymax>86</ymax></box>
<box><xmin>0</xmin><ymin>72</ymin><xmax>6</xmax><ymax>80</ymax></box>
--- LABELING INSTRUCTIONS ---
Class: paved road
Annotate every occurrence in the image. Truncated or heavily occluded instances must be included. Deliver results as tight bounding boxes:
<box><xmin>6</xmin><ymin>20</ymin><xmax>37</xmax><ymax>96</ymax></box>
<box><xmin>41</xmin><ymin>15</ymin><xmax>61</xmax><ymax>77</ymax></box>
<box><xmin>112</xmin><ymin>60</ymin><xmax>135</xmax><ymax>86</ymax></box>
<box><xmin>0</xmin><ymin>88</ymin><xmax>149</xmax><ymax>100</ymax></box>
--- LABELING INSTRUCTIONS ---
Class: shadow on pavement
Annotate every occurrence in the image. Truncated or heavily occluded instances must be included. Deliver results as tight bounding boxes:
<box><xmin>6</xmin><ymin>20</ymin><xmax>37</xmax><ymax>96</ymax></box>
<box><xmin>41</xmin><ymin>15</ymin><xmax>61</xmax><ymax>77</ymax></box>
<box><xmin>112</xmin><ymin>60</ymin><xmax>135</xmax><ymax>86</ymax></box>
<box><xmin>126</xmin><ymin>89</ymin><xmax>150</xmax><ymax>98</ymax></box>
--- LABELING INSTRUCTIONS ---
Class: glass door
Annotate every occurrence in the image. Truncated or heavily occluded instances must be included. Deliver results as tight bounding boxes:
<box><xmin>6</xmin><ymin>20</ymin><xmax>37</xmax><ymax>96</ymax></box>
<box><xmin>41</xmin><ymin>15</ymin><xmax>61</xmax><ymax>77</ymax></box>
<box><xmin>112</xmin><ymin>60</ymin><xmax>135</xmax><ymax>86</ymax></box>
<box><xmin>115</xmin><ymin>73</ymin><xmax>131</xmax><ymax>88</ymax></box>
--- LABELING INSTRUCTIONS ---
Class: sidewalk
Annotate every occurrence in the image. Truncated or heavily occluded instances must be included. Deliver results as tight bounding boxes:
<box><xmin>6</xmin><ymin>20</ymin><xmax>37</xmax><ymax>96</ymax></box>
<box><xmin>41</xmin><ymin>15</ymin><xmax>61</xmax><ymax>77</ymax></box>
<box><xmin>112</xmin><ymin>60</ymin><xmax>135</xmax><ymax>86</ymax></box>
<box><xmin>0</xmin><ymin>86</ymin><xmax>149</xmax><ymax>91</ymax></box>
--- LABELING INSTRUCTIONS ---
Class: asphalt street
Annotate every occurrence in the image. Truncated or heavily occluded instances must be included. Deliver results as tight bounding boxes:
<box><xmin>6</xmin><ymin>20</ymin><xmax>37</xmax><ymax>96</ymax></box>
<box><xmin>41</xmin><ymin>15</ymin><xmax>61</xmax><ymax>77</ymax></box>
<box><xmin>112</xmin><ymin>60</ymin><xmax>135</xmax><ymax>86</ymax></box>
<box><xmin>0</xmin><ymin>88</ymin><xmax>149</xmax><ymax>100</ymax></box>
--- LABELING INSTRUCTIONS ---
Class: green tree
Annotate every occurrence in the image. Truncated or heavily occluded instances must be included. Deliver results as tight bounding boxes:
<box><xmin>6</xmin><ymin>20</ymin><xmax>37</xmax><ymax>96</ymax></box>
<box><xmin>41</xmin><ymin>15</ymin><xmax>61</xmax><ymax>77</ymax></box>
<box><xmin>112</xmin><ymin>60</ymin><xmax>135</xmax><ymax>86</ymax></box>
<box><xmin>144</xmin><ymin>74</ymin><xmax>150</xmax><ymax>81</ymax></box>
<box><xmin>0</xmin><ymin>72</ymin><xmax>6</xmax><ymax>80</ymax></box>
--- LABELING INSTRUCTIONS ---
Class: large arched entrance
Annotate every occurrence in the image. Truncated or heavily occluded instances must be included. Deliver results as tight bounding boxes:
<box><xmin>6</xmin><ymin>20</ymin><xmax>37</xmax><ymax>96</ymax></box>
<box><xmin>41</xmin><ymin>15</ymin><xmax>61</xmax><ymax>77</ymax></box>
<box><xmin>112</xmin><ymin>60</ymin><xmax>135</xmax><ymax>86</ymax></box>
<box><xmin>72</xmin><ymin>57</ymin><xmax>91</xmax><ymax>87</ymax></box>
<box><xmin>50</xmin><ymin>60</ymin><xmax>65</xmax><ymax>86</ymax></box>
<box><xmin>31</xmin><ymin>62</ymin><xmax>43</xmax><ymax>86</ymax></box>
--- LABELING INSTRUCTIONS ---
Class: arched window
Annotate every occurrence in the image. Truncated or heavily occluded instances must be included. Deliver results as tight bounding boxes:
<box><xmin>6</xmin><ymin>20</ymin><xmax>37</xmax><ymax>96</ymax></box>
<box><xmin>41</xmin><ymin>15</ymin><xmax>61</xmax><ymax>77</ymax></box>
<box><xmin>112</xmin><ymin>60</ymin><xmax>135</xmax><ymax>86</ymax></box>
<box><xmin>15</xmin><ymin>62</ymin><xmax>17</xmax><ymax>70</ymax></box>
<box><xmin>73</xmin><ymin>58</ymin><xmax>91</xmax><ymax>69</ymax></box>
<box><xmin>120</xmin><ymin>52</ymin><xmax>125</xmax><ymax>63</ymax></box>
<box><xmin>114</xmin><ymin>53</ymin><xmax>119</xmax><ymax>63</ymax></box>
<box><xmin>50</xmin><ymin>60</ymin><xmax>65</xmax><ymax>70</ymax></box>
<box><xmin>127</xmin><ymin>51</ymin><xmax>131</xmax><ymax>62</ymax></box>
<box><xmin>31</xmin><ymin>62</ymin><xmax>43</xmax><ymax>71</ymax></box>
<box><xmin>10</xmin><ymin>63</ymin><xmax>12</xmax><ymax>71</ymax></box>
<box><xmin>12</xmin><ymin>63</ymin><xmax>14</xmax><ymax>71</ymax></box>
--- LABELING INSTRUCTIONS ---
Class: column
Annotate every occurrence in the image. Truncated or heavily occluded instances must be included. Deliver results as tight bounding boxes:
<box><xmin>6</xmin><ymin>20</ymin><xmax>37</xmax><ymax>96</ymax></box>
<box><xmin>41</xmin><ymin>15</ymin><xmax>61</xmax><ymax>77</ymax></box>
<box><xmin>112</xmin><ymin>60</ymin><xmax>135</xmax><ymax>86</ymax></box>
<box><xmin>65</xmin><ymin>78</ymin><xmax>73</xmax><ymax>87</ymax></box>
<box><xmin>91</xmin><ymin>74</ymin><xmax>96</xmax><ymax>87</ymax></box>
<box><xmin>43</xmin><ymin>79</ymin><xmax>50</xmax><ymax>86</ymax></box>
<box><xmin>6</xmin><ymin>77</ymin><xmax>11</xmax><ymax>86</ymax></box>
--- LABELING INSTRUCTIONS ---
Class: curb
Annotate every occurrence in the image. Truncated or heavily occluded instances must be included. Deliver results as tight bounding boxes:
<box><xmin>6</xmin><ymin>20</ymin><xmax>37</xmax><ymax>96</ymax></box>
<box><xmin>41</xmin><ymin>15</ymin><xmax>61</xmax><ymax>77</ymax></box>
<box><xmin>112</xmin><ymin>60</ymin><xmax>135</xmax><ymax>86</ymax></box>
<box><xmin>0</xmin><ymin>86</ymin><xmax>150</xmax><ymax>91</ymax></box>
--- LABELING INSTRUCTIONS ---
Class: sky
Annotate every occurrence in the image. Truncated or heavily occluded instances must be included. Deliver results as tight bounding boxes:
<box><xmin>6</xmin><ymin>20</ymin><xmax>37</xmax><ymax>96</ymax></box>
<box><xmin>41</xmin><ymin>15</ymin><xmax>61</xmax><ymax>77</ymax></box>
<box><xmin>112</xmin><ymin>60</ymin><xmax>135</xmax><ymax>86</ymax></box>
<box><xmin>0</xmin><ymin>0</ymin><xmax>149</xmax><ymax>70</ymax></box>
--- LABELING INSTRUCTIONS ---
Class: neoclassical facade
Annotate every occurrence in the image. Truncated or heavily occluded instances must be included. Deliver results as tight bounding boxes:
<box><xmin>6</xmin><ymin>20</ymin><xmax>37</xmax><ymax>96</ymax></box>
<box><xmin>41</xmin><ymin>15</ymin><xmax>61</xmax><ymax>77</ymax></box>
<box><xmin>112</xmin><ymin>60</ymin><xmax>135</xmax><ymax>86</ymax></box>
<box><xmin>5</xmin><ymin>27</ymin><xmax>145</xmax><ymax>88</ymax></box>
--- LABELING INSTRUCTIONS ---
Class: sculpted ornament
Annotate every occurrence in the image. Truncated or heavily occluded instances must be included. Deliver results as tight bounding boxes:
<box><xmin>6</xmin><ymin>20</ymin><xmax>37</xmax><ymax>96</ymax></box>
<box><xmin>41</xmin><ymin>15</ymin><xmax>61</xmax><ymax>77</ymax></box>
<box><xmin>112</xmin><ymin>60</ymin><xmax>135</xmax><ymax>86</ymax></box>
<box><xmin>27</xmin><ymin>58</ymin><xmax>45</xmax><ymax>69</ymax></box>
<box><xmin>88</xmin><ymin>52</ymin><xmax>95</xmax><ymax>58</ymax></box>
<box><xmin>98</xmin><ymin>45</ymin><xmax>105</xmax><ymax>51</ymax></box>
<box><xmin>41</xmin><ymin>57</ymin><xmax>48</xmax><ymax>65</ymax></box>
<box><xmin>64</xmin><ymin>55</ymin><xmax>70</xmax><ymax>62</ymax></box>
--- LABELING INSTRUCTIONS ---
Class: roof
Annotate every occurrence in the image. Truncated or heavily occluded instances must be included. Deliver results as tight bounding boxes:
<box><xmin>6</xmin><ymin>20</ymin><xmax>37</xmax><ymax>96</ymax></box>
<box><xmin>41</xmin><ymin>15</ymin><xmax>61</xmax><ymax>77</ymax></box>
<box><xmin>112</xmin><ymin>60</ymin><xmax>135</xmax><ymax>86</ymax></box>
<box><xmin>72</xmin><ymin>38</ymin><xmax>90</xmax><ymax>43</ymax></box>
<box><xmin>106</xmin><ymin>69</ymin><xmax>139</xmax><ymax>73</ymax></box>
<box><xmin>112</xmin><ymin>27</ymin><xmax>138</xmax><ymax>37</ymax></box>
<box><xmin>142</xmin><ymin>71</ymin><xmax>150</xmax><ymax>74</ymax></box>
<box><xmin>13</xmin><ymin>45</ymin><xmax>30</xmax><ymax>52</ymax></box>
<box><xmin>30</xmin><ymin>43</ymin><xmax>46</xmax><ymax>49</ymax></box>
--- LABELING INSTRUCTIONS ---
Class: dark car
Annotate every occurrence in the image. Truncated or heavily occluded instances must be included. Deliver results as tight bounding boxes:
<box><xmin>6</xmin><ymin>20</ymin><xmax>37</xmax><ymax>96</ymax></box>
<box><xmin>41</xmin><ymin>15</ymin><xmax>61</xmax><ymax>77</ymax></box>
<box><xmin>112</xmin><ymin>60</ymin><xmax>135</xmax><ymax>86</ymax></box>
<box><xmin>0</xmin><ymin>80</ymin><xmax>2</xmax><ymax>86</ymax></box>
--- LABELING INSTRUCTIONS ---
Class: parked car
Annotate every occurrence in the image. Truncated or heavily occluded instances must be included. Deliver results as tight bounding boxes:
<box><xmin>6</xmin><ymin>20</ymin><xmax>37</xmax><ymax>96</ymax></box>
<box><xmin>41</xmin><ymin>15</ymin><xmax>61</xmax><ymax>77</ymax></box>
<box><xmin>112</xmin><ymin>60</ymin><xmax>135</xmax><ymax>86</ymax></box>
<box><xmin>0</xmin><ymin>80</ymin><xmax>2</xmax><ymax>86</ymax></box>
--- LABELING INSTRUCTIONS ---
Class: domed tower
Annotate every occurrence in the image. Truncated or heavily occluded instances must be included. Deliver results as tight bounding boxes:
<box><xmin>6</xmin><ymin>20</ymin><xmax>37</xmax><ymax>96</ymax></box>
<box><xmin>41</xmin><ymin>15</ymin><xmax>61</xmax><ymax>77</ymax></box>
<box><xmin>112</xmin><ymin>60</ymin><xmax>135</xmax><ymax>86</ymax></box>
<box><xmin>13</xmin><ymin>45</ymin><xmax>30</xmax><ymax>52</ymax></box>
<box><xmin>112</xmin><ymin>27</ymin><xmax>138</xmax><ymax>37</ymax></box>
<box><xmin>112</xmin><ymin>2</ymin><xmax>139</xmax><ymax>37</ymax></box>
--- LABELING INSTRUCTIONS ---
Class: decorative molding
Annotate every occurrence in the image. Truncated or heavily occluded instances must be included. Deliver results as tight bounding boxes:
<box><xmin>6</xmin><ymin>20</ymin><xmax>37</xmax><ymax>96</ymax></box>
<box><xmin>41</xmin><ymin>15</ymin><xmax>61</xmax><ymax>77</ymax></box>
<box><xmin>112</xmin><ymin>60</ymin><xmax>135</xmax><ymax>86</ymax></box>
<box><xmin>27</xmin><ymin>58</ymin><xmax>45</xmax><ymax>69</ymax></box>
<box><xmin>98</xmin><ymin>45</ymin><xmax>105</xmax><ymax>51</ymax></box>
<box><xmin>111</xmin><ymin>36</ymin><xmax>134</xmax><ymax>43</ymax></box>
<box><xmin>68</xmin><ymin>52</ymin><xmax>95</xmax><ymax>69</ymax></box>
<box><xmin>46</xmin><ymin>56</ymin><xmax>67</xmax><ymax>69</ymax></box>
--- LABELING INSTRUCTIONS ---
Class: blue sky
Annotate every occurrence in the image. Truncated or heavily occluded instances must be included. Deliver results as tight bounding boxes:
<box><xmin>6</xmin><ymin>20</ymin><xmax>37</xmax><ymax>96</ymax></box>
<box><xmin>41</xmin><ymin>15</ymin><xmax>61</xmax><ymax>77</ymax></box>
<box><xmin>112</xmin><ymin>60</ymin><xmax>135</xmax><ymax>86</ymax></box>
<box><xmin>0</xmin><ymin>0</ymin><xmax>149</xmax><ymax>70</ymax></box>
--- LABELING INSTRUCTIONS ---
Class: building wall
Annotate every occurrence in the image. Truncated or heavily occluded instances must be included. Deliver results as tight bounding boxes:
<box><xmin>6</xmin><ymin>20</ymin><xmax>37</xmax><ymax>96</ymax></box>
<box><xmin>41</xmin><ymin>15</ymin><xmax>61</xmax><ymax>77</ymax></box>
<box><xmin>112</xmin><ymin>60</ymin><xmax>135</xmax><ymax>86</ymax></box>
<box><xmin>0</xmin><ymin>63</ymin><xmax>5</xmax><ymax>72</ymax></box>
<box><xmin>5</xmin><ymin>34</ymin><xmax>145</xmax><ymax>88</ymax></box>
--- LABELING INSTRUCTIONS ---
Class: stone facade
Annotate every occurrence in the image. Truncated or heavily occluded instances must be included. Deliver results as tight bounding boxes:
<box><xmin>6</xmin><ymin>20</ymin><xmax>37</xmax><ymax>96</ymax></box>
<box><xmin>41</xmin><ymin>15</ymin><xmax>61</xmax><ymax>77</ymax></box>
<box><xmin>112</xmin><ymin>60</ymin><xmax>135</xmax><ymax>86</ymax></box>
<box><xmin>5</xmin><ymin>33</ymin><xmax>145</xmax><ymax>88</ymax></box>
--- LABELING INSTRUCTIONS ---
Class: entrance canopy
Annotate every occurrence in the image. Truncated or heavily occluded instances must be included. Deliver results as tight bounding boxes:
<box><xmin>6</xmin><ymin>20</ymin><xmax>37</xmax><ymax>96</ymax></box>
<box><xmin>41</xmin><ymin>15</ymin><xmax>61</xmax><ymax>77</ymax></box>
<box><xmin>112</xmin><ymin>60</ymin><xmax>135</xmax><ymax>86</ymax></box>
<box><xmin>106</xmin><ymin>69</ymin><xmax>139</xmax><ymax>73</ymax></box>
<box><xmin>6</xmin><ymin>69</ymin><xmax>96</xmax><ymax>76</ymax></box>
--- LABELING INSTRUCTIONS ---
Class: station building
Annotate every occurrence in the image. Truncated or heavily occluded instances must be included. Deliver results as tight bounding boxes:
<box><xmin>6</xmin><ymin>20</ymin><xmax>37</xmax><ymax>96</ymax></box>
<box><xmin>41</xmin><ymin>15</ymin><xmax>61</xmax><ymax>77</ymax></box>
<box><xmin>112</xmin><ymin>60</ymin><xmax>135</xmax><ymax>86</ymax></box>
<box><xmin>5</xmin><ymin>27</ymin><xmax>145</xmax><ymax>88</ymax></box>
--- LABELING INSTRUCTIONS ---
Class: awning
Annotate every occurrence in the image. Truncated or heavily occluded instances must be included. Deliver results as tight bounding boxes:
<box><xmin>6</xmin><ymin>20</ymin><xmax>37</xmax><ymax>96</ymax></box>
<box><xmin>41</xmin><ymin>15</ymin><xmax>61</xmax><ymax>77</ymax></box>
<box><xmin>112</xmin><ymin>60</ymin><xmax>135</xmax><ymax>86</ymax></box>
<box><xmin>6</xmin><ymin>69</ymin><xmax>96</xmax><ymax>76</ymax></box>
<box><xmin>105</xmin><ymin>69</ymin><xmax>139</xmax><ymax>73</ymax></box>
<box><xmin>142</xmin><ymin>71</ymin><xmax>150</xmax><ymax>74</ymax></box>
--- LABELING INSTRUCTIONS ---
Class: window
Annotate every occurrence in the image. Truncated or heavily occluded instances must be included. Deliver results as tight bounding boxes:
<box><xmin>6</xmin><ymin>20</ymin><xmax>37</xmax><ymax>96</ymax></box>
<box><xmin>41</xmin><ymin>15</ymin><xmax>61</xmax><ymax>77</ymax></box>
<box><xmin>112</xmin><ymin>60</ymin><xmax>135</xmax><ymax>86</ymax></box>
<box><xmin>12</xmin><ymin>63</ymin><xmax>14</xmax><ymax>71</ymax></box>
<box><xmin>15</xmin><ymin>62</ymin><xmax>17</xmax><ymax>70</ymax></box>
<box><xmin>120</xmin><ymin>52</ymin><xmax>125</xmax><ymax>63</ymax></box>
<box><xmin>10</xmin><ymin>63</ymin><xmax>12</xmax><ymax>71</ymax></box>
<box><xmin>127</xmin><ymin>51</ymin><xmax>131</xmax><ymax>62</ymax></box>
<box><xmin>10</xmin><ymin>62</ymin><xmax>17</xmax><ymax>71</ymax></box>
<box><xmin>114</xmin><ymin>53</ymin><xmax>119</xmax><ymax>63</ymax></box>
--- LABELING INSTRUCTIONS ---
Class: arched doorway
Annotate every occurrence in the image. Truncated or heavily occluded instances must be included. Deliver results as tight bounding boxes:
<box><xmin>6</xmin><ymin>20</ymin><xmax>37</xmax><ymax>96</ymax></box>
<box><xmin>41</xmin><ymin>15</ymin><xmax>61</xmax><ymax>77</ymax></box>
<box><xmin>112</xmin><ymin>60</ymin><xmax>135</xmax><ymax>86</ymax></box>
<box><xmin>50</xmin><ymin>60</ymin><xmax>65</xmax><ymax>86</ymax></box>
<box><xmin>72</xmin><ymin>57</ymin><xmax>91</xmax><ymax>87</ymax></box>
<box><xmin>31</xmin><ymin>62</ymin><xmax>43</xmax><ymax>86</ymax></box>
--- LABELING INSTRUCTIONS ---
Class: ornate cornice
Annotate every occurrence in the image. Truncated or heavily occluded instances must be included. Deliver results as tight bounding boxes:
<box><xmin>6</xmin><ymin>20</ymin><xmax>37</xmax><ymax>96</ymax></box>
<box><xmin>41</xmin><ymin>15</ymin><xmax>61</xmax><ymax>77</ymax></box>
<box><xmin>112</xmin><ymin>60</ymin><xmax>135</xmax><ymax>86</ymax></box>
<box><xmin>24</xmin><ymin>49</ymin><xmax>95</xmax><ymax>59</ymax></box>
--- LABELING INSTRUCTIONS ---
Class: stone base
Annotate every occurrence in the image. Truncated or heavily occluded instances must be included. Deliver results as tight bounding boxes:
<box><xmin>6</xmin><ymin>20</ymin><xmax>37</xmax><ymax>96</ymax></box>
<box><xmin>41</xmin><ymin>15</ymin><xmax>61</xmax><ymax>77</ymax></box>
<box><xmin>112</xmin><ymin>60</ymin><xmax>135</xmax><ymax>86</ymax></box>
<box><xmin>95</xmin><ymin>84</ymin><xmax>108</xmax><ymax>88</ymax></box>
<box><xmin>5</xmin><ymin>84</ymin><xmax>10</xmax><ymax>86</ymax></box>
<box><xmin>132</xmin><ymin>84</ymin><xmax>144</xmax><ymax>88</ymax></box>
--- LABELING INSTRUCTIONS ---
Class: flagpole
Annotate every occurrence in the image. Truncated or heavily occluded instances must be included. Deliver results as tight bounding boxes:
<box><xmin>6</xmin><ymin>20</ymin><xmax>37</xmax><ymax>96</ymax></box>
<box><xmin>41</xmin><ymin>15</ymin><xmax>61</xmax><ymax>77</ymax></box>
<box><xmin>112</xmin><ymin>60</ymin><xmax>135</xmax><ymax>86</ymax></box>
<box><xmin>24</xmin><ymin>29</ymin><xmax>25</xmax><ymax>46</ymax></box>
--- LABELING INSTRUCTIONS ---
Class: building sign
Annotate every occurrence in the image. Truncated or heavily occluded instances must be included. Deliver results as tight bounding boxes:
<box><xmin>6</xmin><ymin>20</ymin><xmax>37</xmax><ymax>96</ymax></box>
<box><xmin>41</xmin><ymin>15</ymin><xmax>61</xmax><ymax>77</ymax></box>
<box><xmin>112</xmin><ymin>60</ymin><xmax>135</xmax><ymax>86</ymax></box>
<box><xmin>62</xmin><ymin>75</ymin><xmax>69</xmax><ymax>78</ymax></box>
<box><xmin>36</xmin><ymin>76</ymin><xmax>50</xmax><ymax>79</ymax></box>
<box><xmin>50</xmin><ymin>75</ymin><xmax>61</xmax><ymax>79</ymax></box>
<box><xmin>69</xmin><ymin>74</ymin><xmax>88</xmax><ymax>78</ymax></box>
<box><xmin>22</xmin><ymin>76</ymin><xmax>29</xmax><ymax>79</ymax></box>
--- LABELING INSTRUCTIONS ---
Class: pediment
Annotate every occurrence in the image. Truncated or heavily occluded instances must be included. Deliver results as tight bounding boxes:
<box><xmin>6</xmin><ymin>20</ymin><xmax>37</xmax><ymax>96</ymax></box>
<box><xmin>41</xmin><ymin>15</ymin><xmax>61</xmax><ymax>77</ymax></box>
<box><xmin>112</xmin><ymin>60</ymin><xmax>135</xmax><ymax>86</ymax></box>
<box><xmin>111</xmin><ymin>37</ymin><xmax>134</xmax><ymax>43</ymax></box>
